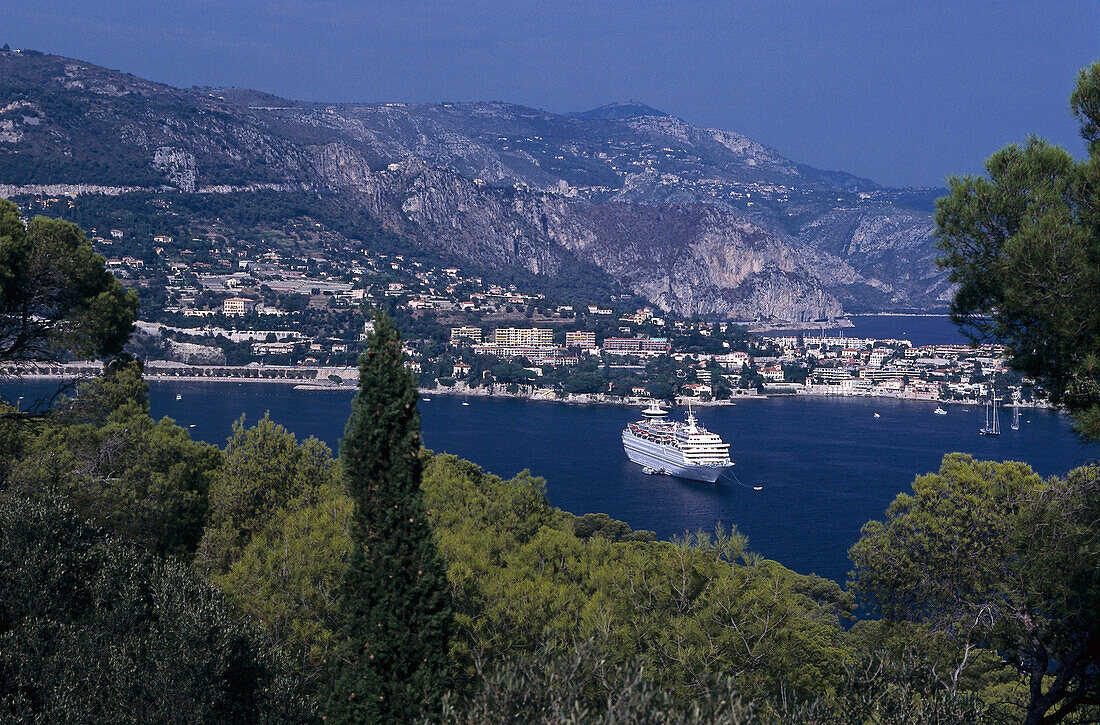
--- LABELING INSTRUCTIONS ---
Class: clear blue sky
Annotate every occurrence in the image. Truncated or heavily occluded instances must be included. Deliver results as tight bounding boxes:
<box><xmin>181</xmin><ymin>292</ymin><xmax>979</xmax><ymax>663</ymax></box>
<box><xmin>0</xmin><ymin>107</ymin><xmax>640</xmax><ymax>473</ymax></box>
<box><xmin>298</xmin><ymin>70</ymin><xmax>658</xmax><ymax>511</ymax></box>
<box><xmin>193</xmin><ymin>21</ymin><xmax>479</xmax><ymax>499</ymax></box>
<box><xmin>4</xmin><ymin>0</ymin><xmax>1097</xmax><ymax>187</ymax></box>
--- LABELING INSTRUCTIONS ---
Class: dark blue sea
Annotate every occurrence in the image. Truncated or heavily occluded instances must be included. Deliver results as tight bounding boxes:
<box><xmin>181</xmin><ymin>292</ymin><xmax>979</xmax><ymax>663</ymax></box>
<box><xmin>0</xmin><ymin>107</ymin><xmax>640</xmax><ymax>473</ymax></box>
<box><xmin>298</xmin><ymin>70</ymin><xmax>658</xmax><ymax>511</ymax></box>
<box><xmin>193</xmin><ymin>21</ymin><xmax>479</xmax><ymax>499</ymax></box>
<box><xmin>785</xmin><ymin>314</ymin><xmax>969</xmax><ymax>346</ymax></box>
<box><xmin>4</xmin><ymin>378</ymin><xmax>1091</xmax><ymax>584</ymax></box>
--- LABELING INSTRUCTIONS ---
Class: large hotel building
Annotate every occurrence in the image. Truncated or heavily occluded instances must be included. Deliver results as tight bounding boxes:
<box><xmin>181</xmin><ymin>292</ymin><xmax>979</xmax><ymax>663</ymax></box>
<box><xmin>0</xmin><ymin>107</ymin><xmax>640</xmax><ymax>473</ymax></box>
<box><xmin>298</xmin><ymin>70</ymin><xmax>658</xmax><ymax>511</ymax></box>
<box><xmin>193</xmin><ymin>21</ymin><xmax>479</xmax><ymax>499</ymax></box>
<box><xmin>493</xmin><ymin>327</ymin><xmax>554</xmax><ymax>347</ymax></box>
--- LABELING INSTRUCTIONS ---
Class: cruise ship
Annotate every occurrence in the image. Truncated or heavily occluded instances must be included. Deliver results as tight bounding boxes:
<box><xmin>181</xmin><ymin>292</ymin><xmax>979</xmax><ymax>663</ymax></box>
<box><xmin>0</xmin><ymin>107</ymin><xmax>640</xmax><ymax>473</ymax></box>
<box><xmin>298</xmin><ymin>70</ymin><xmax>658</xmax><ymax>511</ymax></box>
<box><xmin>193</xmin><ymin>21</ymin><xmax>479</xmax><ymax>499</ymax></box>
<box><xmin>622</xmin><ymin>403</ymin><xmax>732</xmax><ymax>483</ymax></box>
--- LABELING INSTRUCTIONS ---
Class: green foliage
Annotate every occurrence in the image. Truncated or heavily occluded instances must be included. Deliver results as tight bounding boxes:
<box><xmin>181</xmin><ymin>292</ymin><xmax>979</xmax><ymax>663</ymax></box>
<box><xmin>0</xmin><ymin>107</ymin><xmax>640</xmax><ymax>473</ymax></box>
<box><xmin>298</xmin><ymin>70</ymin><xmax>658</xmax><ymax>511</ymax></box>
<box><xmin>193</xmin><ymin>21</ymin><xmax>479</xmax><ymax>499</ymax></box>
<box><xmin>438</xmin><ymin>637</ymin><xmax>989</xmax><ymax>725</ymax></box>
<box><xmin>563</xmin><ymin>369</ymin><xmax>606</xmax><ymax>394</ymax></box>
<box><xmin>781</xmin><ymin>648</ymin><xmax>992</xmax><ymax>725</ymax></box>
<box><xmin>0</xmin><ymin>494</ymin><xmax>313</xmax><ymax>723</ymax></box>
<box><xmin>935</xmin><ymin>61</ymin><xmax>1100</xmax><ymax>440</ymax></box>
<box><xmin>571</xmin><ymin>512</ymin><xmax>657</xmax><ymax>542</ymax></box>
<box><xmin>1071</xmin><ymin>61</ymin><xmax>1100</xmax><ymax>156</ymax></box>
<box><xmin>438</xmin><ymin>640</ymin><xmax>756</xmax><ymax>725</ymax></box>
<box><xmin>849</xmin><ymin>454</ymin><xmax>1100</xmax><ymax>725</ymax></box>
<box><xmin>0</xmin><ymin>198</ymin><xmax>137</xmax><ymax>363</ymax></box>
<box><xmin>198</xmin><ymin>414</ymin><xmax>351</xmax><ymax>674</ymax></box>
<box><xmin>421</xmin><ymin>453</ymin><xmax>854</xmax><ymax>704</ymax></box>
<box><xmin>323</xmin><ymin>311</ymin><xmax>455</xmax><ymax>723</ymax></box>
<box><xmin>4</xmin><ymin>362</ymin><xmax>221</xmax><ymax>557</ymax></box>
<box><xmin>199</xmin><ymin>413</ymin><xmax>341</xmax><ymax>572</ymax></box>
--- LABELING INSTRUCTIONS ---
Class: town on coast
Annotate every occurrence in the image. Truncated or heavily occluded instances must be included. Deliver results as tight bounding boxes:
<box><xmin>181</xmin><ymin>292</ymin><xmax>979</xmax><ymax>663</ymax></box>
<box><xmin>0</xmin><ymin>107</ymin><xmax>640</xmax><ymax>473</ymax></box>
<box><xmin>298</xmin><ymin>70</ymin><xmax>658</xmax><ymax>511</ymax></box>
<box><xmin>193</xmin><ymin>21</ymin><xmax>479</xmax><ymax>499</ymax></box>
<box><xmin>11</xmin><ymin>318</ymin><xmax>1048</xmax><ymax>411</ymax></box>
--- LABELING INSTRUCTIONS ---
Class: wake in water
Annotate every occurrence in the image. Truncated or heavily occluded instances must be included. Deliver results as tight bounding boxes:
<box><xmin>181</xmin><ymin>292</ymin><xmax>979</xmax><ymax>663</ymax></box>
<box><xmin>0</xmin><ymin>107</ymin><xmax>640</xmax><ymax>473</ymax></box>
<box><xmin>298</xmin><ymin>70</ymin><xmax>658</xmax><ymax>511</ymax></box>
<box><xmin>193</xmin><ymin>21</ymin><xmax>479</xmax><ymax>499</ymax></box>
<box><xmin>721</xmin><ymin>469</ymin><xmax>763</xmax><ymax>491</ymax></box>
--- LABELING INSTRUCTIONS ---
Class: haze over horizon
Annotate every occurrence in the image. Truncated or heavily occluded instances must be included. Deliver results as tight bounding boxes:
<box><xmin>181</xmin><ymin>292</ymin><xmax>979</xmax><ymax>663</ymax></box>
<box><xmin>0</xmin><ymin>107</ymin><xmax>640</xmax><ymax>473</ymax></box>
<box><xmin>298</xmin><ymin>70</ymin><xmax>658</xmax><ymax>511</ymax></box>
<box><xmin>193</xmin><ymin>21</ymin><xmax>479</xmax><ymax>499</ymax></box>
<box><xmin>2</xmin><ymin>0</ymin><xmax>1097</xmax><ymax>188</ymax></box>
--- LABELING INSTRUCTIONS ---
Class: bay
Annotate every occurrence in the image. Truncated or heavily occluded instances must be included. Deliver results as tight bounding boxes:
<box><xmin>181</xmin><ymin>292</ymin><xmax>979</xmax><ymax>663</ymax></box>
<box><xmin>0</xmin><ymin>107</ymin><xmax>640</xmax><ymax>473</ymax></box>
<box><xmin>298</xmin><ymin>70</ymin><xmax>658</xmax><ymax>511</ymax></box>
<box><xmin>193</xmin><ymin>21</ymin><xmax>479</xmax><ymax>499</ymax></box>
<box><xmin>5</xmin><ymin>378</ymin><xmax>1090</xmax><ymax>584</ymax></box>
<box><xmin>782</xmin><ymin>314</ymin><xmax>969</xmax><ymax>346</ymax></box>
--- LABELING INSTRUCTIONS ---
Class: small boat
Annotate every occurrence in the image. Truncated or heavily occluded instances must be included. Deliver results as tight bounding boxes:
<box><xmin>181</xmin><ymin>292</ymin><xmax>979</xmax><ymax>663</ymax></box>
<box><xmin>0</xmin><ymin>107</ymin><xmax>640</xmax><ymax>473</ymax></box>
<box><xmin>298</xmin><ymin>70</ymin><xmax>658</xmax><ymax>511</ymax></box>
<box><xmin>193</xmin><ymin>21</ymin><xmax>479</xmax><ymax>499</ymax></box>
<box><xmin>421</xmin><ymin>397</ymin><xmax>431</xmax><ymax>402</ymax></box>
<box><xmin>461</xmin><ymin>400</ymin><xmax>470</xmax><ymax>406</ymax></box>
<box><xmin>175</xmin><ymin>394</ymin><xmax>182</xmax><ymax>401</ymax></box>
<box><xmin>873</xmin><ymin>413</ymin><xmax>881</xmax><ymax>418</ymax></box>
<box><xmin>188</xmin><ymin>424</ymin><xmax>196</xmax><ymax>428</ymax></box>
<box><xmin>933</xmin><ymin>407</ymin><xmax>947</xmax><ymax>415</ymax></box>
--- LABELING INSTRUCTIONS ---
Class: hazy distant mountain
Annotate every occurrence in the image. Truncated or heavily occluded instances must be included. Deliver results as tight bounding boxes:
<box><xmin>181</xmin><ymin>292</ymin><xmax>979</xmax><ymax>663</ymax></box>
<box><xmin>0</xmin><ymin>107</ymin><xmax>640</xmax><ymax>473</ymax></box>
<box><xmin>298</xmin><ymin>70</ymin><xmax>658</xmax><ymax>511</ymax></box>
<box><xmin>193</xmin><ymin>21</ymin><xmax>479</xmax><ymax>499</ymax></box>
<box><xmin>0</xmin><ymin>49</ymin><xmax>953</xmax><ymax>320</ymax></box>
<box><xmin>570</xmin><ymin>102</ymin><xmax>671</xmax><ymax>120</ymax></box>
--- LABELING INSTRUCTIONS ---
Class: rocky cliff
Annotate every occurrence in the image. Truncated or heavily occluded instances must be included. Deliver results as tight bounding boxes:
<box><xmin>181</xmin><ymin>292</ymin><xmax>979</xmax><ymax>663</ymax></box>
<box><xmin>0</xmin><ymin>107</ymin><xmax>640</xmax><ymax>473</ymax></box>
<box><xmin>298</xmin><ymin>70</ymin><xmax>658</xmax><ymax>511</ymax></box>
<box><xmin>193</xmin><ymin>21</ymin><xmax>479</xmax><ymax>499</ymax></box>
<box><xmin>0</xmin><ymin>50</ymin><xmax>950</xmax><ymax>320</ymax></box>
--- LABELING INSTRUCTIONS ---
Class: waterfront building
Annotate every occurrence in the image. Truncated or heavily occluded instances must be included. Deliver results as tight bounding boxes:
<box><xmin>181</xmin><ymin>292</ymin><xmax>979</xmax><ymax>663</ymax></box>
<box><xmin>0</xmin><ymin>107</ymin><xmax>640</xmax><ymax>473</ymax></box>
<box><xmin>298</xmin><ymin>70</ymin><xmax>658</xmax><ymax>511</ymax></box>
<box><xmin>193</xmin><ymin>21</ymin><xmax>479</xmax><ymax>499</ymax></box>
<box><xmin>714</xmin><ymin>351</ymin><xmax>750</xmax><ymax>370</ymax></box>
<box><xmin>472</xmin><ymin>343</ymin><xmax>574</xmax><ymax>366</ymax></box>
<box><xmin>859</xmin><ymin>367</ymin><xmax>909</xmax><ymax>382</ymax></box>
<box><xmin>813</xmin><ymin>367</ymin><xmax>855</xmax><ymax>384</ymax></box>
<box><xmin>761</xmin><ymin>365</ymin><xmax>785</xmax><ymax>382</ymax></box>
<box><xmin>682</xmin><ymin>383</ymin><xmax>713</xmax><ymax>396</ymax></box>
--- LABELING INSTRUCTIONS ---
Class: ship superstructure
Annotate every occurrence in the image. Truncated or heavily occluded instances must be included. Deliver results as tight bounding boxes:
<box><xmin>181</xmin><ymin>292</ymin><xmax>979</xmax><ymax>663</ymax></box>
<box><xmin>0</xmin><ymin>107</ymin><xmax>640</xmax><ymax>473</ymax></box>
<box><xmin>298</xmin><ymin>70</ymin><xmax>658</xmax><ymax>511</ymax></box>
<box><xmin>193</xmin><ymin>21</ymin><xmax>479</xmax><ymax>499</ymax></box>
<box><xmin>622</xmin><ymin>403</ymin><xmax>732</xmax><ymax>483</ymax></box>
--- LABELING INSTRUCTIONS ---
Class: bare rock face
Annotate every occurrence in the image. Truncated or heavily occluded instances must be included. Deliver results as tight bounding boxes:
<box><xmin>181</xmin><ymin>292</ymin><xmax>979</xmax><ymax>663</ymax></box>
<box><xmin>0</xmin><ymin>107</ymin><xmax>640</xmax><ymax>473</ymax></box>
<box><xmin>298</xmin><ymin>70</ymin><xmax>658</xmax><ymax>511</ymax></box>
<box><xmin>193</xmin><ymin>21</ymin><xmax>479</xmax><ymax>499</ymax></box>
<box><xmin>0</xmin><ymin>51</ymin><xmax>953</xmax><ymax>320</ymax></box>
<box><xmin>334</xmin><ymin>156</ymin><xmax>846</xmax><ymax>320</ymax></box>
<box><xmin>153</xmin><ymin>147</ymin><xmax>197</xmax><ymax>192</ymax></box>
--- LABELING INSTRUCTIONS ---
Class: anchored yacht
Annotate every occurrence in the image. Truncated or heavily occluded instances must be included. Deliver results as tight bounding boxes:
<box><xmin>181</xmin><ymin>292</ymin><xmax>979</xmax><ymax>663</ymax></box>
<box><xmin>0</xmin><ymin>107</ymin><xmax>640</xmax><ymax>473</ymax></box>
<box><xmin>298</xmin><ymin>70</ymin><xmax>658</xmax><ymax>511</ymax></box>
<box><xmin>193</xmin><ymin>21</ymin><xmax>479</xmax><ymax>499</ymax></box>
<box><xmin>622</xmin><ymin>402</ymin><xmax>732</xmax><ymax>483</ymax></box>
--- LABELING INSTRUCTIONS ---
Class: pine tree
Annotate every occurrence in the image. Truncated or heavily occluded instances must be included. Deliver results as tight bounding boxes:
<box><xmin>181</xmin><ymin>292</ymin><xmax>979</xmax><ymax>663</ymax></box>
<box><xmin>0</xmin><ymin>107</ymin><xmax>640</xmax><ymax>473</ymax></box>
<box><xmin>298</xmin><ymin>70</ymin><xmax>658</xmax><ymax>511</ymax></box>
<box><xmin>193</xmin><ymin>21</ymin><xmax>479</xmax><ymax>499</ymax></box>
<box><xmin>324</xmin><ymin>311</ymin><xmax>454</xmax><ymax>723</ymax></box>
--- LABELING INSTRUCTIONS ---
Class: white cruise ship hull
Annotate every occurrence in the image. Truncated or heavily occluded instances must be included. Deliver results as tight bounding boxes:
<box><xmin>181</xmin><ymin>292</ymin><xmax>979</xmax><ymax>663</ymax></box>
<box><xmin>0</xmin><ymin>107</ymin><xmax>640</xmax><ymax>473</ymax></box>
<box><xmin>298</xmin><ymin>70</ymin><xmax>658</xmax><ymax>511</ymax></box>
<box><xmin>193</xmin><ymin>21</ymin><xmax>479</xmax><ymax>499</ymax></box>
<box><xmin>622</xmin><ymin>431</ymin><xmax>728</xmax><ymax>483</ymax></box>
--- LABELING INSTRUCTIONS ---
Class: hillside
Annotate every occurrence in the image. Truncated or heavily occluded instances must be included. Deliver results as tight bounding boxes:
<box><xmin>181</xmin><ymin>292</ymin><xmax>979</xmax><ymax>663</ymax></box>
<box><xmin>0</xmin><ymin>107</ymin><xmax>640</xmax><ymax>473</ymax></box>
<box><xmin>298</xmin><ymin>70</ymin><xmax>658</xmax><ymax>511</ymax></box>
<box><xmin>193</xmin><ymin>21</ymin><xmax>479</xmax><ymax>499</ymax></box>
<box><xmin>0</xmin><ymin>49</ymin><xmax>952</xmax><ymax>320</ymax></box>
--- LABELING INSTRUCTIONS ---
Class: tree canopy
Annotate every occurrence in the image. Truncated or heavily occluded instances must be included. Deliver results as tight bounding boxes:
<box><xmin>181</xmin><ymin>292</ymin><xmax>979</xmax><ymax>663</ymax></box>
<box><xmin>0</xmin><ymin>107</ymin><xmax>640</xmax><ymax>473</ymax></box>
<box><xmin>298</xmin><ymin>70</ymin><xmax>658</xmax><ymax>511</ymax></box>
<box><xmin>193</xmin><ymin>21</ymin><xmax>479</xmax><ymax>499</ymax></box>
<box><xmin>4</xmin><ymin>362</ymin><xmax>222</xmax><ymax>557</ymax></box>
<box><xmin>0</xmin><ymin>198</ymin><xmax>137</xmax><ymax>366</ymax></box>
<box><xmin>850</xmin><ymin>454</ymin><xmax>1100</xmax><ymax>725</ymax></box>
<box><xmin>323</xmin><ymin>311</ymin><xmax>455</xmax><ymax>723</ymax></box>
<box><xmin>197</xmin><ymin>414</ymin><xmax>350</xmax><ymax>675</ymax></box>
<box><xmin>0</xmin><ymin>494</ymin><xmax>312</xmax><ymax>723</ymax></box>
<box><xmin>935</xmin><ymin>61</ymin><xmax>1100</xmax><ymax>440</ymax></box>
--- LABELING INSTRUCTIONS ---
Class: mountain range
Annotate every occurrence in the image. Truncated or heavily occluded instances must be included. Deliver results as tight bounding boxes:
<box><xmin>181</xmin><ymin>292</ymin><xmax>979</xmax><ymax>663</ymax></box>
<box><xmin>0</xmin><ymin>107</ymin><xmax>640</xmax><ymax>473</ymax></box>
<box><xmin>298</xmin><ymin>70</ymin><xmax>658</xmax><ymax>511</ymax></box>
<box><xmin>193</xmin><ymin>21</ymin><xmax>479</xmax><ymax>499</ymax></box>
<box><xmin>0</xmin><ymin>49</ymin><xmax>953</xmax><ymax>321</ymax></box>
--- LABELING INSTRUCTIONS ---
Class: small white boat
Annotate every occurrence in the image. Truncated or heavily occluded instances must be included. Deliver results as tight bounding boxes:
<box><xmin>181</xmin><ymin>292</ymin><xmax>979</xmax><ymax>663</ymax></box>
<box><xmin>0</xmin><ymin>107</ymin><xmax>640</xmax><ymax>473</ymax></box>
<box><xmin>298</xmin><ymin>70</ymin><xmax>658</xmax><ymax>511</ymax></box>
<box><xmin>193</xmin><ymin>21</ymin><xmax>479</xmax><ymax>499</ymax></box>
<box><xmin>175</xmin><ymin>394</ymin><xmax>182</xmax><ymax>400</ymax></box>
<box><xmin>421</xmin><ymin>397</ymin><xmax>431</xmax><ymax>402</ymax></box>
<box><xmin>934</xmin><ymin>407</ymin><xmax>947</xmax><ymax>415</ymax></box>
<box><xmin>461</xmin><ymin>401</ymin><xmax>470</xmax><ymax>406</ymax></box>
<box><xmin>188</xmin><ymin>424</ymin><xmax>196</xmax><ymax>428</ymax></box>
<box><xmin>873</xmin><ymin>412</ymin><xmax>881</xmax><ymax>418</ymax></box>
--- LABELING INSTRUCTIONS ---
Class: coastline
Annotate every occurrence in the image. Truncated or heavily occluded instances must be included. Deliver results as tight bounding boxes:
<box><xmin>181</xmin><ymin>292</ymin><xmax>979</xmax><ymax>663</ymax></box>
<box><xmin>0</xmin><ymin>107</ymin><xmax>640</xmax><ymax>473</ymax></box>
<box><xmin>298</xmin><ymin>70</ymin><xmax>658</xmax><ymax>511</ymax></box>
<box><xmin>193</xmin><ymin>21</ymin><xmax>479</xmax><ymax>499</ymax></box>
<box><xmin>9</xmin><ymin>371</ymin><xmax>1050</xmax><ymax>410</ymax></box>
<box><xmin>743</xmin><ymin>318</ymin><xmax>855</xmax><ymax>334</ymax></box>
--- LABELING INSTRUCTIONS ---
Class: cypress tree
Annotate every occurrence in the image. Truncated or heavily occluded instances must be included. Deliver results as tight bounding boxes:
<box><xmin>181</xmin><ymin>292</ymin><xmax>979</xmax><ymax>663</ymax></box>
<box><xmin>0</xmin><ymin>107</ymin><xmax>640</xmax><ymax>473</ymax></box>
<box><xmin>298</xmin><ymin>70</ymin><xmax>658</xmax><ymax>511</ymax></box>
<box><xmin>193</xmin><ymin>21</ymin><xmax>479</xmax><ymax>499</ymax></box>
<box><xmin>324</xmin><ymin>311</ymin><xmax>454</xmax><ymax>723</ymax></box>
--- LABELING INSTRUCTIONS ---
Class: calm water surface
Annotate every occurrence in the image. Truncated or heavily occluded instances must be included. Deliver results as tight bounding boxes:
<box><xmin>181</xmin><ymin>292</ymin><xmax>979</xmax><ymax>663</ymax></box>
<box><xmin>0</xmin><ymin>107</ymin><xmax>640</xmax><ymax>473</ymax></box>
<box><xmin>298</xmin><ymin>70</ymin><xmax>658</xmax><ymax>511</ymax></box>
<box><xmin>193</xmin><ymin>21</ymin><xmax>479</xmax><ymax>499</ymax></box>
<box><xmin>7</xmin><ymin>378</ymin><xmax>1091</xmax><ymax>583</ymax></box>
<box><xmin>783</xmin><ymin>314</ymin><xmax>968</xmax><ymax>346</ymax></box>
